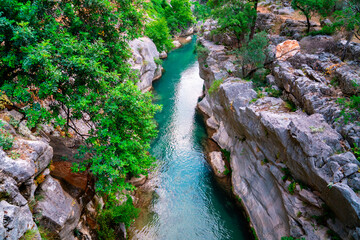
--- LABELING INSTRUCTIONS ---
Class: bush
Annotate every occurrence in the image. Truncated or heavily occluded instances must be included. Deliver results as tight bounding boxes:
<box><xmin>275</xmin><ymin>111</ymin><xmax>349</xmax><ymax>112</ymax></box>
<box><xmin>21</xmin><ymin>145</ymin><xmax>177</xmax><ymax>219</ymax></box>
<box><xmin>154</xmin><ymin>57</ymin><xmax>163</xmax><ymax>66</ymax></box>
<box><xmin>337</xmin><ymin>95</ymin><xmax>360</xmax><ymax>124</ymax></box>
<box><xmin>208</xmin><ymin>79</ymin><xmax>223</xmax><ymax>96</ymax></box>
<box><xmin>145</xmin><ymin>18</ymin><xmax>173</xmax><ymax>52</ymax></box>
<box><xmin>164</xmin><ymin>0</ymin><xmax>194</xmax><ymax>33</ymax></box>
<box><xmin>308</xmin><ymin>25</ymin><xmax>336</xmax><ymax>36</ymax></box>
<box><xmin>195</xmin><ymin>42</ymin><xmax>210</xmax><ymax>59</ymax></box>
<box><xmin>97</xmin><ymin>197</ymin><xmax>140</xmax><ymax>240</ymax></box>
<box><xmin>0</xmin><ymin>121</ymin><xmax>13</xmax><ymax>150</ymax></box>
<box><xmin>192</xmin><ymin>1</ymin><xmax>211</xmax><ymax>20</ymax></box>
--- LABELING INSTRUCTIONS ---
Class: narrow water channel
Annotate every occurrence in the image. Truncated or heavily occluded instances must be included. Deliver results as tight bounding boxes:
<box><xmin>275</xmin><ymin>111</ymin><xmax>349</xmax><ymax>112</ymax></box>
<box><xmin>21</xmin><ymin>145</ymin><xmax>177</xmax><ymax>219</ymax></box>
<box><xmin>130</xmin><ymin>37</ymin><xmax>251</xmax><ymax>240</ymax></box>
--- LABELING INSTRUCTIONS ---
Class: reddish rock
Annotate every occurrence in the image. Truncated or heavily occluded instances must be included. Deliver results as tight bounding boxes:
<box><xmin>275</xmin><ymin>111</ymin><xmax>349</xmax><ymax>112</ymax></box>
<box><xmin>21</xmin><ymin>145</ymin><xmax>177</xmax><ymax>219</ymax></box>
<box><xmin>276</xmin><ymin>40</ymin><xmax>300</xmax><ymax>61</ymax></box>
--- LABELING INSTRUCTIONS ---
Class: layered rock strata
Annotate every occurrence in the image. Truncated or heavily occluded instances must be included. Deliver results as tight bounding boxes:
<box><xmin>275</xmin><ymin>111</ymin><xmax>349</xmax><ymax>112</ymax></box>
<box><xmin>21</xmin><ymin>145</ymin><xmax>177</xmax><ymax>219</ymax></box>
<box><xmin>197</xmin><ymin>24</ymin><xmax>360</xmax><ymax>239</ymax></box>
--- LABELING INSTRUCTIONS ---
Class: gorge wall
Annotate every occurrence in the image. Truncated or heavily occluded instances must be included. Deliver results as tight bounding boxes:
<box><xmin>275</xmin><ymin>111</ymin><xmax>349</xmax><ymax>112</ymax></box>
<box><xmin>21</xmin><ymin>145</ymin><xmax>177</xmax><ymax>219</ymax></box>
<box><xmin>198</xmin><ymin>16</ymin><xmax>360</xmax><ymax>240</ymax></box>
<box><xmin>0</xmin><ymin>35</ymin><xmax>163</xmax><ymax>240</ymax></box>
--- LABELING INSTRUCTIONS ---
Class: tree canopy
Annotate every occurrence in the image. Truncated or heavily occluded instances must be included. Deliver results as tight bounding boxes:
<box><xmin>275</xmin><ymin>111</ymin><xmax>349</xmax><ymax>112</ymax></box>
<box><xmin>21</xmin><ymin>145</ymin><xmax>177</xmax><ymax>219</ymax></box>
<box><xmin>0</xmin><ymin>0</ymin><xmax>159</xmax><ymax>195</ymax></box>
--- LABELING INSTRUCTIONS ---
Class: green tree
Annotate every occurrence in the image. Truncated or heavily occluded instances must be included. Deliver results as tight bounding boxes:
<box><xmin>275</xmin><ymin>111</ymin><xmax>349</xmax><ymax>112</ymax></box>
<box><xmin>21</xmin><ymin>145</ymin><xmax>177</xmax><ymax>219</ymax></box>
<box><xmin>164</xmin><ymin>0</ymin><xmax>195</xmax><ymax>33</ymax></box>
<box><xmin>145</xmin><ymin>18</ymin><xmax>174</xmax><ymax>52</ymax></box>
<box><xmin>210</xmin><ymin>0</ymin><xmax>257</xmax><ymax>46</ymax></box>
<box><xmin>235</xmin><ymin>32</ymin><xmax>269</xmax><ymax>78</ymax></box>
<box><xmin>0</xmin><ymin>0</ymin><xmax>159</xmax><ymax>196</ymax></box>
<box><xmin>192</xmin><ymin>1</ymin><xmax>211</xmax><ymax>21</ymax></box>
<box><xmin>336</xmin><ymin>0</ymin><xmax>360</xmax><ymax>60</ymax></box>
<box><xmin>291</xmin><ymin>0</ymin><xmax>336</xmax><ymax>33</ymax></box>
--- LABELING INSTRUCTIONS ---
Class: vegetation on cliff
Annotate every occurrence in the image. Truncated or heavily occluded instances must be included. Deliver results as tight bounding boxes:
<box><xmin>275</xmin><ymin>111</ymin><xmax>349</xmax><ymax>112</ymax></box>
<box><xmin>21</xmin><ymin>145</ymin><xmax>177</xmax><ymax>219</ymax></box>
<box><xmin>0</xmin><ymin>0</ymin><xmax>162</xmax><ymax>236</ymax></box>
<box><xmin>143</xmin><ymin>0</ymin><xmax>194</xmax><ymax>51</ymax></box>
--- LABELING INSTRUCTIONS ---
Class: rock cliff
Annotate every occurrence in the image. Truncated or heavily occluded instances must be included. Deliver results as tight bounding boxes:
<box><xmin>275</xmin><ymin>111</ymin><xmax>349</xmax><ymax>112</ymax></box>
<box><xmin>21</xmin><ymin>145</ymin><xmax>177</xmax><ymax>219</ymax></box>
<box><xmin>129</xmin><ymin>37</ymin><xmax>163</xmax><ymax>92</ymax></box>
<box><xmin>197</xmin><ymin>17</ymin><xmax>360</xmax><ymax>240</ymax></box>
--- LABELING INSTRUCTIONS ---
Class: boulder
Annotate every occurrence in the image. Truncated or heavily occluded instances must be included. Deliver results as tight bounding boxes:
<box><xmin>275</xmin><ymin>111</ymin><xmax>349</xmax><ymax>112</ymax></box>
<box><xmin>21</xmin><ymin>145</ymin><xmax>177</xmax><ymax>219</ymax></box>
<box><xmin>181</xmin><ymin>27</ymin><xmax>194</xmax><ymax>36</ymax></box>
<box><xmin>172</xmin><ymin>40</ymin><xmax>182</xmax><ymax>49</ymax></box>
<box><xmin>276</xmin><ymin>40</ymin><xmax>300</xmax><ymax>61</ymax></box>
<box><xmin>129</xmin><ymin>37</ymin><xmax>161</xmax><ymax>92</ymax></box>
<box><xmin>128</xmin><ymin>174</ymin><xmax>147</xmax><ymax>187</ymax></box>
<box><xmin>0</xmin><ymin>200</ymin><xmax>38</xmax><ymax>240</ymax></box>
<box><xmin>34</xmin><ymin>176</ymin><xmax>81</xmax><ymax>240</ymax></box>
<box><xmin>159</xmin><ymin>51</ymin><xmax>168</xmax><ymax>59</ymax></box>
<box><xmin>208</xmin><ymin>151</ymin><xmax>227</xmax><ymax>178</ymax></box>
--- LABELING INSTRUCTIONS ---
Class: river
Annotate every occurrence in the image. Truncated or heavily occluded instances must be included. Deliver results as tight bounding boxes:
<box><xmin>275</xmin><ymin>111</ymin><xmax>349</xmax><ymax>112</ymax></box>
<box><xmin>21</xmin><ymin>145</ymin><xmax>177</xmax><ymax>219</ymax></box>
<box><xmin>129</xmin><ymin>37</ymin><xmax>251</xmax><ymax>240</ymax></box>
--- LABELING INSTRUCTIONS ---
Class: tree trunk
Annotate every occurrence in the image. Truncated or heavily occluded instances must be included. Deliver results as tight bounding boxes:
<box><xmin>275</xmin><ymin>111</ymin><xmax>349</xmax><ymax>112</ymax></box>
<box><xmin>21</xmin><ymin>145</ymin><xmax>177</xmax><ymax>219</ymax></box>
<box><xmin>249</xmin><ymin>0</ymin><xmax>259</xmax><ymax>40</ymax></box>
<box><xmin>341</xmin><ymin>31</ymin><xmax>354</xmax><ymax>61</ymax></box>
<box><xmin>306</xmin><ymin>15</ymin><xmax>311</xmax><ymax>33</ymax></box>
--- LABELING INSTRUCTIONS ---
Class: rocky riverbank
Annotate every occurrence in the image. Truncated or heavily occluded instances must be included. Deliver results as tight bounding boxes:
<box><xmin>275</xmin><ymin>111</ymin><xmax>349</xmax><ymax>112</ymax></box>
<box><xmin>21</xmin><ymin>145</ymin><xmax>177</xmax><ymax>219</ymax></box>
<box><xmin>0</xmin><ymin>34</ymin><xmax>167</xmax><ymax>239</ymax></box>
<box><xmin>197</xmin><ymin>10</ymin><xmax>360</xmax><ymax>240</ymax></box>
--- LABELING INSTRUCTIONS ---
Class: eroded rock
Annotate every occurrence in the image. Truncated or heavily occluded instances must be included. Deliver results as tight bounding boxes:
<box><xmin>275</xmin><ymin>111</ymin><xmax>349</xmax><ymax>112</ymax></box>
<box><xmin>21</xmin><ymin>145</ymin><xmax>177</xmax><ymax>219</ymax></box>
<box><xmin>34</xmin><ymin>176</ymin><xmax>81</xmax><ymax>240</ymax></box>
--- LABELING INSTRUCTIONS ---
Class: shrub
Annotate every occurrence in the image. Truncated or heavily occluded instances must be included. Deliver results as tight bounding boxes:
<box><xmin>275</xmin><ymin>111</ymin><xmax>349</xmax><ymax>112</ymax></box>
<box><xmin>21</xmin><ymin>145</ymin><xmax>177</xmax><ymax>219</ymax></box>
<box><xmin>208</xmin><ymin>80</ymin><xmax>223</xmax><ymax>96</ymax></box>
<box><xmin>221</xmin><ymin>149</ymin><xmax>231</xmax><ymax>162</ymax></box>
<box><xmin>195</xmin><ymin>42</ymin><xmax>210</xmax><ymax>59</ymax></box>
<box><xmin>154</xmin><ymin>58</ymin><xmax>163</xmax><ymax>66</ymax></box>
<box><xmin>284</xmin><ymin>100</ymin><xmax>297</xmax><ymax>112</ymax></box>
<box><xmin>337</xmin><ymin>95</ymin><xmax>360</xmax><ymax>124</ymax></box>
<box><xmin>353</xmin><ymin>143</ymin><xmax>360</xmax><ymax>161</ymax></box>
<box><xmin>0</xmin><ymin>121</ymin><xmax>13</xmax><ymax>150</ymax></box>
<box><xmin>20</xmin><ymin>229</ymin><xmax>38</xmax><ymax>240</ymax></box>
<box><xmin>308</xmin><ymin>25</ymin><xmax>336</xmax><ymax>36</ymax></box>
<box><xmin>97</xmin><ymin>196</ymin><xmax>140</xmax><ymax>240</ymax></box>
<box><xmin>288</xmin><ymin>181</ymin><xmax>296</xmax><ymax>195</ymax></box>
<box><xmin>265</xmin><ymin>87</ymin><xmax>282</xmax><ymax>98</ymax></box>
<box><xmin>145</xmin><ymin>18</ymin><xmax>173</xmax><ymax>52</ymax></box>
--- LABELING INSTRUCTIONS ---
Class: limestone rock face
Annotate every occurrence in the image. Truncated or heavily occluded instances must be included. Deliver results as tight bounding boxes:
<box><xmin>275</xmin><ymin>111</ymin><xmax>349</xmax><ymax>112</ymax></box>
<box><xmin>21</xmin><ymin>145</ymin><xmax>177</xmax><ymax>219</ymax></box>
<box><xmin>0</xmin><ymin>200</ymin><xmax>39</xmax><ymax>240</ymax></box>
<box><xmin>34</xmin><ymin>176</ymin><xmax>81</xmax><ymax>240</ymax></box>
<box><xmin>197</xmin><ymin>26</ymin><xmax>360</xmax><ymax>240</ymax></box>
<box><xmin>280</xmin><ymin>19</ymin><xmax>320</xmax><ymax>39</ymax></box>
<box><xmin>129</xmin><ymin>37</ymin><xmax>162</xmax><ymax>92</ymax></box>
<box><xmin>276</xmin><ymin>40</ymin><xmax>300</xmax><ymax>61</ymax></box>
<box><xmin>208</xmin><ymin>151</ymin><xmax>227</xmax><ymax>178</ymax></box>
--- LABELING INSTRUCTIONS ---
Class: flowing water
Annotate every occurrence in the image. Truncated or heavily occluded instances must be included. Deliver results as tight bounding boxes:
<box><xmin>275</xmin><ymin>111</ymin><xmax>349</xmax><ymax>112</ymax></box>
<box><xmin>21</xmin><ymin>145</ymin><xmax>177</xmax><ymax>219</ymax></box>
<box><xmin>130</xmin><ymin>37</ymin><xmax>251</xmax><ymax>240</ymax></box>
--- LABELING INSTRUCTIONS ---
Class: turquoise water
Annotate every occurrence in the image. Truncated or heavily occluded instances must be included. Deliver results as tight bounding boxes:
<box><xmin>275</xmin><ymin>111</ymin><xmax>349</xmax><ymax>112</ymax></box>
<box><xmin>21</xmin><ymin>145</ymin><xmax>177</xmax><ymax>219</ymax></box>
<box><xmin>130</xmin><ymin>37</ymin><xmax>251</xmax><ymax>240</ymax></box>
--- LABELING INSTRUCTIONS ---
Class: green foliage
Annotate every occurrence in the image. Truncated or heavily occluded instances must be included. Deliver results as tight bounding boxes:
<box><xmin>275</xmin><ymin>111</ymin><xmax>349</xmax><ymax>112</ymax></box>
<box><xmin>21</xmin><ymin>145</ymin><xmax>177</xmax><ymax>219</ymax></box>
<box><xmin>208</xmin><ymin>79</ymin><xmax>223</xmax><ymax>96</ymax></box>
<box><xmin>0</xmin><ymin>121</ymin><xmax>13</xmax><ymax>150</ymax></box>
<box><xmin>251</xmin><ymin>227</ymin><xmax>259</xmax><ymax>240</ymax></box>
<box><xmin>221</xmin><ymin>149</ymin><xmax>231</xmax><ymax>162</ymax></box>
<box><xmin>308</xmin><ymin>25</ymin><xmax>337</xmax><ymax>36</ymax></box>
<box><xmin>285</xmin><ymin>100</ymin><xmax>297</xmax><ymax>112</ymax></box>
<box><xmin>335</xmin><ymin>0</ymin><xmax>360</xmax><ymax>38</ymax></box>
<box><xmin>143</xmin><ymin>0</ymin><xmax>194</xmax><ymax>51</ymax></box>
<box><xmin>291</xmin><ymin>0</ymin><xmax>336</xmax><ymax>33</ymax></box>
<box><xmin>154</xmin><ymin>58</ymin><xmax>163</xmax><ymax>66</ymax></box>
<box><xmin>192</xmin><ymin>1</ymin><xmax>211</xmax><ymax>20</ymax></box>
<box><xmin>265</xmin><ymin>87</ymin><xmax>282</xmax><ymax>98</ymax></box>
<box><xmin>0</xmin><ymin>0</ymin><xmax>159</xmax><ymax>198</ymax></box>
<box><xmin>195</xmin><ymin>42</ymin><xmax>210</xmax><ymax>59</ymax></box>
<box><xmin>145</xmin><ymin>18</ymin><xmax>173</xmax><ymax>52</ymax></box>
<box><xmin>327</xmin><ymin>229</ymin><xmax>341</xmax><ymax>240</ymax></box>
<box><xmin>223</xmin><ymin>166</ymin><xmax>230</xmax><ymax>176</ymax></box>
<box><xmin>281</xmin><ymin>167</ymin><xmax>292</xmax><ymax>182</ymax></box>
<box><xmin>235</xmin><ymin>32</ymin><xmax>269</xmax><ymax>78</ymax></box>
<box><xmin>352</xmin><ymin>143</ymin><xmax>360</xmax><ymax>161</ymax></box>
<box><xmin>165</xmin><ymin>0</ymin><xmax>194</xmax><ymax>34</ymax></box>
<box><xmin>288</xmin><ymin>181</ymin><xmax>296</xmax><ymax>195</ymax></box>
<box><xmin>337</xmin><ymin>94</ymin><xmax>360</xmax><ymax>124</ymax></box>
<box><xmin>210</xmin><ymin>0</ymin><xmax>257</xmax><ymax>45</ymax></box>
<box><xmin>20</xmin><ymin>229</ymin><xmax>38</xmax><ymax>240</ymax></box>
<box><xmin>311</xmin><ymin>203</ymin><xmax>335</xmax><ymax>225</ymax></box>
<box><xmin>97</xmin><ymin>196</ymin><xmax>140</xmax><ymax>240</ymax></box>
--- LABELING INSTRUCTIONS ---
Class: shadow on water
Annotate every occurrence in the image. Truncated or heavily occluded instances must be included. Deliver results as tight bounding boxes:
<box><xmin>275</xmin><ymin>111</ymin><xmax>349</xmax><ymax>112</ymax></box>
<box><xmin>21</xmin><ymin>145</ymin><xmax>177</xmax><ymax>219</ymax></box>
<box><xmin>129</xmin><ymin>37</ymin><xmax>252</xmax><ymax>240</ymax></box>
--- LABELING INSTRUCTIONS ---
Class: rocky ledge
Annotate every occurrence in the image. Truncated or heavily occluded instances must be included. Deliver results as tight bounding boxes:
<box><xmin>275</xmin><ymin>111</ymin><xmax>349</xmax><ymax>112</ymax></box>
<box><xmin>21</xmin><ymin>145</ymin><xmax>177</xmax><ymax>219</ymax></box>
<box><xmin>197</xmin><ymin>19</ymin><xmax>360</xmax><ymax>240</ymax></box>
<box><xmin>129</xmin><ymin>37</ymin><xmax>163</xmax><ymax>92</ymax></box>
